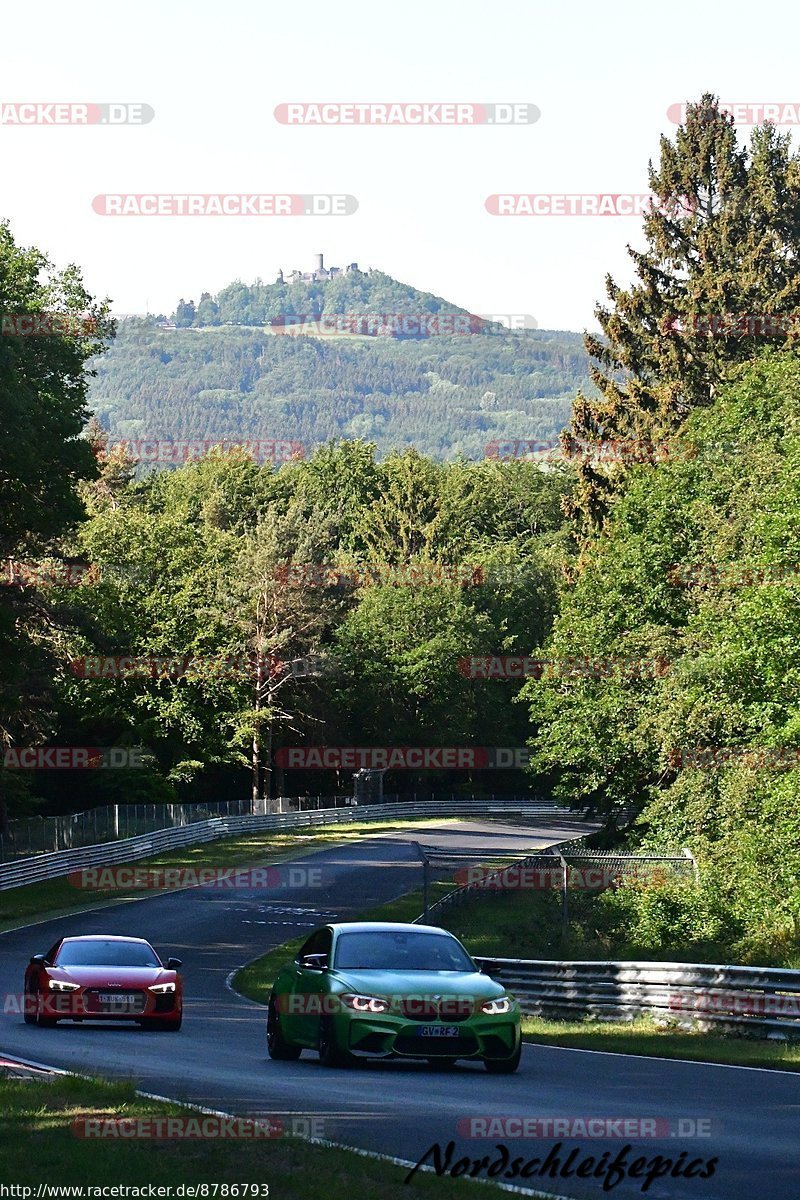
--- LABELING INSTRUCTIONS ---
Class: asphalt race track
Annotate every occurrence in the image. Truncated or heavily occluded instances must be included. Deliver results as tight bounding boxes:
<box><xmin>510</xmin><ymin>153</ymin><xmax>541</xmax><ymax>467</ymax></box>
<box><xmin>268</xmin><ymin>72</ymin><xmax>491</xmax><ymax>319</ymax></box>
<box><xmin>1</xmin><ymin>818</ymin><xmax>798</xmax><ymax>1199</ymax></box>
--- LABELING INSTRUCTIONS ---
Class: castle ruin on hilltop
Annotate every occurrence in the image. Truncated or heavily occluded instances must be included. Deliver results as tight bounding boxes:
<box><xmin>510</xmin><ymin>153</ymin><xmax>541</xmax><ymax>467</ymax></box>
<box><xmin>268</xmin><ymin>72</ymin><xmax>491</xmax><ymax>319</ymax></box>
<box><xmin>276</xmin><ymin>254</ymin><xmax>361</xmax><ymax>285</ymax></box>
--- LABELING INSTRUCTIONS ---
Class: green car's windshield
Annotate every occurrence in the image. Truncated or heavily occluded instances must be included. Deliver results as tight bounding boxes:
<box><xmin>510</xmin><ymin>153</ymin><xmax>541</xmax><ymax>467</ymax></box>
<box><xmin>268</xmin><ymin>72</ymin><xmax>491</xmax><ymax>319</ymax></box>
<box><xmin>334</xmin><ymin>931</ymin><xmax>474</xmax><ymax>972</ymax></box>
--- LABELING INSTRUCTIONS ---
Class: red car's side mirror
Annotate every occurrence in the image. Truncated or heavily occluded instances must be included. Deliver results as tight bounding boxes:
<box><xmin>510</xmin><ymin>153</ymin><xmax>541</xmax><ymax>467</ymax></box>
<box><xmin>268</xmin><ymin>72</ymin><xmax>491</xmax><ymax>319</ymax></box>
<box><xmin>166</xmin><ymin>957</ymin><xmax>182</xmax><ymax>970</ymax></box>
<box><xmin>29</xmin><ymin>954</ymin><xmax>46</xmax><ymax>965</ymax></box>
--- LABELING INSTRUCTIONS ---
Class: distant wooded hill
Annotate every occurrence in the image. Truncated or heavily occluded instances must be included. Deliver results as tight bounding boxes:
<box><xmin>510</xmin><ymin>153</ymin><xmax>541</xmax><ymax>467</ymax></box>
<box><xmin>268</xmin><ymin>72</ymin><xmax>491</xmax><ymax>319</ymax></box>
<box><xmin>88</xmin><ymin>270</ymin><xmax>592</xmax><ymax>460</ymax></box>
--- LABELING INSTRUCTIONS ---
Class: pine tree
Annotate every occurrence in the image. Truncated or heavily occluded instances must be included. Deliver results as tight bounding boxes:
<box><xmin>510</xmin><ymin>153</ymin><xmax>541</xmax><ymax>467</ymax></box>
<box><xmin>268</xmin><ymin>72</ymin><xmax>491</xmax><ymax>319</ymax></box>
<box><xmin>568</xmin><ymin>94</ymin><xmax>800</xmax><ymax>531</ymax></box>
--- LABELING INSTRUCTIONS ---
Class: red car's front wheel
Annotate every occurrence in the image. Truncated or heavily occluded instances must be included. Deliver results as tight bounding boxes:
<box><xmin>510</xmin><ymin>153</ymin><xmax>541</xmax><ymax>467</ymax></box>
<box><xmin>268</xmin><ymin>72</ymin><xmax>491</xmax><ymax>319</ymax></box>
<box><xmin>33</xmin><ymin>987</ymin><xmax>57</xmax><ymax>1028</ymax></box>
<box><xmin>23</xmin><ymin>981</ymin><xmax>37</xmax><ymax>1025</ymax></box>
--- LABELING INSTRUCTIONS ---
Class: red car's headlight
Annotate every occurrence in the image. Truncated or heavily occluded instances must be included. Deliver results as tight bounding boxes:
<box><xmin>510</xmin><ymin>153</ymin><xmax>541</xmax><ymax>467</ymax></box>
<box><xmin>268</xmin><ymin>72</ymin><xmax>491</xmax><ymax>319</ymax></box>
<box><xmin>481</xmin><ymin>996</ymin><xmax>514</xmax><ymax>1015</ymax></box>
<box><xmin>340</xmin><ymin>993</ymin><xmax>389</xmax><ymax>1013</ymax></box>
<box><xmin>148</xmin><ymin>982</ymin><xmax>177</xmax><ymax>994</ymax></box>
<box><xmin>48</xmin><ymin>980</ymin><xmax>80</xmax><ymax>992</ymax></box>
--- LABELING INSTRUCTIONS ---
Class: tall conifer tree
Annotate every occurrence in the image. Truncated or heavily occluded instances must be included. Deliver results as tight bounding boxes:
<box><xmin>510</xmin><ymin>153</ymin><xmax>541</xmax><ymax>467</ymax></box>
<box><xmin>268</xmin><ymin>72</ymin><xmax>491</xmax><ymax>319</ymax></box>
<box><xmin>568</xmin><ymin>94</ymin><xmax>800</xmax><ymax>530</ymax></box>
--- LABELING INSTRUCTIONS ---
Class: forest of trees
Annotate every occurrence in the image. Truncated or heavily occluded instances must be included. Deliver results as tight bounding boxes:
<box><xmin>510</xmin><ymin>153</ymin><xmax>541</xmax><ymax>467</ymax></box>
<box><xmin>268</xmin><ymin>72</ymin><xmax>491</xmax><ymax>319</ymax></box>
<box><xmin>172</xmin><ymin>268</ymin><xmax>484</xmax><ymax>328</ymax></box>
<box><xmin>2</xmin><ymin>433</ymin><xmax>572</xmax><ymax>815</ymax></box>
<box><xmin>88</xmin><ymin>317</ymin><xmax>589</xmax><ymax>463</ymax></box>
<box><xmin>3</xmin><ymin>95</ymin><xmax>800</xmax><ymax>965</ymax></box>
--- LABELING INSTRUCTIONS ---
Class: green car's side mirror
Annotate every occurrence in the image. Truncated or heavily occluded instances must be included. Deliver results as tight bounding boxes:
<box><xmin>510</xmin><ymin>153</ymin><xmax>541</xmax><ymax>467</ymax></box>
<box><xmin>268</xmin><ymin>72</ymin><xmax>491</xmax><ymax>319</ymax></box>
<box><xmin>298</xmin><ymin>953</ymin><xmax>328</xmax><ymax>971</ymax></box>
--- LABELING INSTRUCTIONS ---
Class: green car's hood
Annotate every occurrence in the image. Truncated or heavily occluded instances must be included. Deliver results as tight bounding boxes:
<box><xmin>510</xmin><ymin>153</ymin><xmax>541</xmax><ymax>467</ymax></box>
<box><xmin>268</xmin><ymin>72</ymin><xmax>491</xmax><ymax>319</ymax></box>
<box><xmin>329</xmin><ymin>968</ymin><xmax>506</xmax><ymax>1001</ymax></box>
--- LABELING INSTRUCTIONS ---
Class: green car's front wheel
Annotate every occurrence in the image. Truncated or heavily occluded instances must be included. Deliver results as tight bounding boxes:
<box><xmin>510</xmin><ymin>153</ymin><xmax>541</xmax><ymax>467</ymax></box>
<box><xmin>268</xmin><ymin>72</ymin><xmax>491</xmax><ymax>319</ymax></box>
<box><xmin>483</xmin><ymin>1041</ymin><xmax>522</xmax><ymax>1074</ymax></box>
<box><xmin>267</xmin><ymin>998</ymin><xmax>302</xmax><ymax>1061</ymax></box>
<box><xmin>318</xmin><ymin>1016</ymin><xmax>354</xmax><ymax>1068</ymax></box>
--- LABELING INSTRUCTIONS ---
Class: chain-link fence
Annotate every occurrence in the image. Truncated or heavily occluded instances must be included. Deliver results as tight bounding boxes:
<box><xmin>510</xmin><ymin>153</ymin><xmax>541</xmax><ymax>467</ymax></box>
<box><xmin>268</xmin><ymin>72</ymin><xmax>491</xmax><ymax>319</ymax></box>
<box><xmin>0</xmin><ymin>798</ymin><xmax>252</xmax><ymax>861</ymax></box>
<box><xmin>423</xmin><ymin>845</ymin><xmax>699</xmax><ymax>935</ymax></box>
<box><xmin>0</xmin><ymin>791</ymin><xmax>545</xmax><ymax>862</ymax></box>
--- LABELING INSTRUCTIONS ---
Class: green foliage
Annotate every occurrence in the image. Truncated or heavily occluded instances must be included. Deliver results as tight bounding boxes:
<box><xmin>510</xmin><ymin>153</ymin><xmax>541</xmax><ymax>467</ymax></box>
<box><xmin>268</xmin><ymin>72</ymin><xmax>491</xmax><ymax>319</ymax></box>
<box><xmin>569</xmin><ymin>95</ymin><xmax>800</xmax><ymax>529</ymax></box>
<box><xmin>0</xmin><ymin>222</ymin><xmax>110</xmax><ymax>824</ymax></box>
<box><xmin>1</xmin><ymin>441</ymin><xmax>568</xmax><ymax>814</ymax></box>
<box><xmin>528</xmin><ymin>349</ymin><xmax>800</xmax><ymax>961</ymax></box>
<box><xmin>87</xmin><ymin>310</ymin><xmax>589</xmax><ymax>463</ymax></box>
<box><xmin>209</xmin><ymin>268</ymin><xmax>469</xmax><ymax>327</ymax></box>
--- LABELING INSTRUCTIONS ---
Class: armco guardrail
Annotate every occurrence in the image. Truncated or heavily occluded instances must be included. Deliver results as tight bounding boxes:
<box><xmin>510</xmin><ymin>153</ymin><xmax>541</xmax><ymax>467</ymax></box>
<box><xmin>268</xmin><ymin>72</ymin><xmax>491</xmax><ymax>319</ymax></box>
<box><xmin>0</xmin><ymin>792</ymin><xmax>546</xmax><ymax>861</ymax></box>
<box><xmin>475</xmin><ymin>957</ymin><xmax>800</xmax><ymax>1038</ymax></box>
<box><xmin>0</xmin><ymin>801</ymin><xmax>578</xmax><ymax>891</ymax></box>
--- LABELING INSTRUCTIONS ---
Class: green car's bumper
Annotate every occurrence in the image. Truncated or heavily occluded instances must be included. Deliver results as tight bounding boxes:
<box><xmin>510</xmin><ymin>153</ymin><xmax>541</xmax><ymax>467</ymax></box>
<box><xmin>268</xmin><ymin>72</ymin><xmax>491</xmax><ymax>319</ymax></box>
<box><xmin>332</xmin><ymin>1008</ymin><xmax>521</xmax><ymax>1060</ymax></box>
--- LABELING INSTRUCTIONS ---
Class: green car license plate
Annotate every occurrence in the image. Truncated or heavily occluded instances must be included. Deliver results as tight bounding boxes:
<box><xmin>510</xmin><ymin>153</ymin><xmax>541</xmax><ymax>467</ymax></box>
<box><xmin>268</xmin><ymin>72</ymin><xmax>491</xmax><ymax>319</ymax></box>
<box><xmin>415</xmin><ymin>1025</ymin><xmax>458</xmax><ymax>1037</ymax></box>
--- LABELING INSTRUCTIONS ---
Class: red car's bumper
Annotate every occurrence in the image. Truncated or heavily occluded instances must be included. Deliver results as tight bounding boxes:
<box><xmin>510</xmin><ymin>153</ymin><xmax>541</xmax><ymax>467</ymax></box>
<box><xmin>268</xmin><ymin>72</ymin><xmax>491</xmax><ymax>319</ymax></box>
<box><xmin>37</xmin><ymin>986</ymin><xmax>181</xmax><ymax>1021</ymax></box>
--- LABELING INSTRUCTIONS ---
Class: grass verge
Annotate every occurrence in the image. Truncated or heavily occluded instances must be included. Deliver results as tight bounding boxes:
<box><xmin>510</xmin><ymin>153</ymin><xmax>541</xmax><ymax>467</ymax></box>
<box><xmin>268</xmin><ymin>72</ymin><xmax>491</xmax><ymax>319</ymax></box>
<box><xmin>520</xmin><ymin>1015</ymin><xmax>800</xmax><ymax>1071</ymax></box>
<box><xmin>0</xmin><ymin>1071</ymin><xmax>501</xmax><ymax>1196</ymax></box>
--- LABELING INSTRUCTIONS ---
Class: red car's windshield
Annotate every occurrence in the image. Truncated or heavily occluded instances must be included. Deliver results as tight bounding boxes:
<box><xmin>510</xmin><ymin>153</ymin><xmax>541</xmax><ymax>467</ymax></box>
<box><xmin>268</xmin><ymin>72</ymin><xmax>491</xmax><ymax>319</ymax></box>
<box><xmin>334</xmin><ymin>931</ymin><xmax>473</xmax><ymax>972</ymax></box>
<box><xmin>55</xmin><ymin>940</ymin><xmax>161</xmax><ymax>968</ymax></box>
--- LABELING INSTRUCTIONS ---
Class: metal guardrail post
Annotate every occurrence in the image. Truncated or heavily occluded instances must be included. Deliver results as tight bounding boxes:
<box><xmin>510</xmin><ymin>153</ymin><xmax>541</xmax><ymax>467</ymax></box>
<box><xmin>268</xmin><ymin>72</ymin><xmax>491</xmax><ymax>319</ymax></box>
<box><xmin>559</xmin><ymin>853</ymin><xmax>569</xmax><ymax>941</ymax></box>
<box><xmin>411</xmin><ymin>841</ymin><xmax>431</xmax><ymax>922</ymax></box>
<box><xmin>682</xmin><ymin>847</ymin><xmax>699</xmax><ymax>881</ymax></box>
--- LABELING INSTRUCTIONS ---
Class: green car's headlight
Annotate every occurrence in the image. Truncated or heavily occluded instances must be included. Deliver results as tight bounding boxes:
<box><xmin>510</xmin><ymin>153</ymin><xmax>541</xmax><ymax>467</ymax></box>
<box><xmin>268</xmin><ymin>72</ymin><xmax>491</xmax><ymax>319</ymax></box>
<box><xmin>481</xmin><ymin>996</ymin><xmax>514</xmax><ymax>1015</ymax></box>
<box><xmin>341</xmin><ymin>993</ymin><xmax>390</xmax><ymax>1014</ymax></box>
<box><xmin>48</xmin><ymin>979</ymin><xmax>80</xmax><ymax>992</ymax></box>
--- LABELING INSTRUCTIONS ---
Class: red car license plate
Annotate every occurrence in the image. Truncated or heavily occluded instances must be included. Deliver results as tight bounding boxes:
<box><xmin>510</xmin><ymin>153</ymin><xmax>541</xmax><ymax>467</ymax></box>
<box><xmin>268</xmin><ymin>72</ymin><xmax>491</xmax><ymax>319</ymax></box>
<box><xmin>98</xmin><ymin>993</ymin><xmax>138</xmax><ymax>1007</ymax></box>
<box><xmin>416</xmin><ymin>1025</ymin><xmax>458</xmax><ymax>1037</ymax></box>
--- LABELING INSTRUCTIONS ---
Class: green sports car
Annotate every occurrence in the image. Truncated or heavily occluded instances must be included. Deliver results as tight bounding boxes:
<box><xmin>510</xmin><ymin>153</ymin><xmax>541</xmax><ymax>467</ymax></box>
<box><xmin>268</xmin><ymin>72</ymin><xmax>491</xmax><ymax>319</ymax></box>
<box><xmin>267</xmin><ymin>921</ymin><xmax>521</xmax><ymax>1071</ymax></box>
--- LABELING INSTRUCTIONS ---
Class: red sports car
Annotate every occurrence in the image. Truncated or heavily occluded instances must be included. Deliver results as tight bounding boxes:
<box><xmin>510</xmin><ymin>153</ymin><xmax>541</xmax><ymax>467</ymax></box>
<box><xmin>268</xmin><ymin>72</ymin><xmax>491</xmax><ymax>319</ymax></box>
<box><xmin>24</xmin><ymin>934</ymin><xmax>183</xmax><ymax>1030</ymax></box>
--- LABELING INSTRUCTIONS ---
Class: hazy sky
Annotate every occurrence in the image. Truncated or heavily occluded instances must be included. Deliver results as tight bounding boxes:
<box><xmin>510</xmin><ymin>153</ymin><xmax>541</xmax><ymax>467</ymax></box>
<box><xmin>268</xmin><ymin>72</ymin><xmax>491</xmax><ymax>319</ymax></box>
<box><xmin>2</xmin><ymin>0</ymin><xmax>799</xmax><ymax>331</ymax></box>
